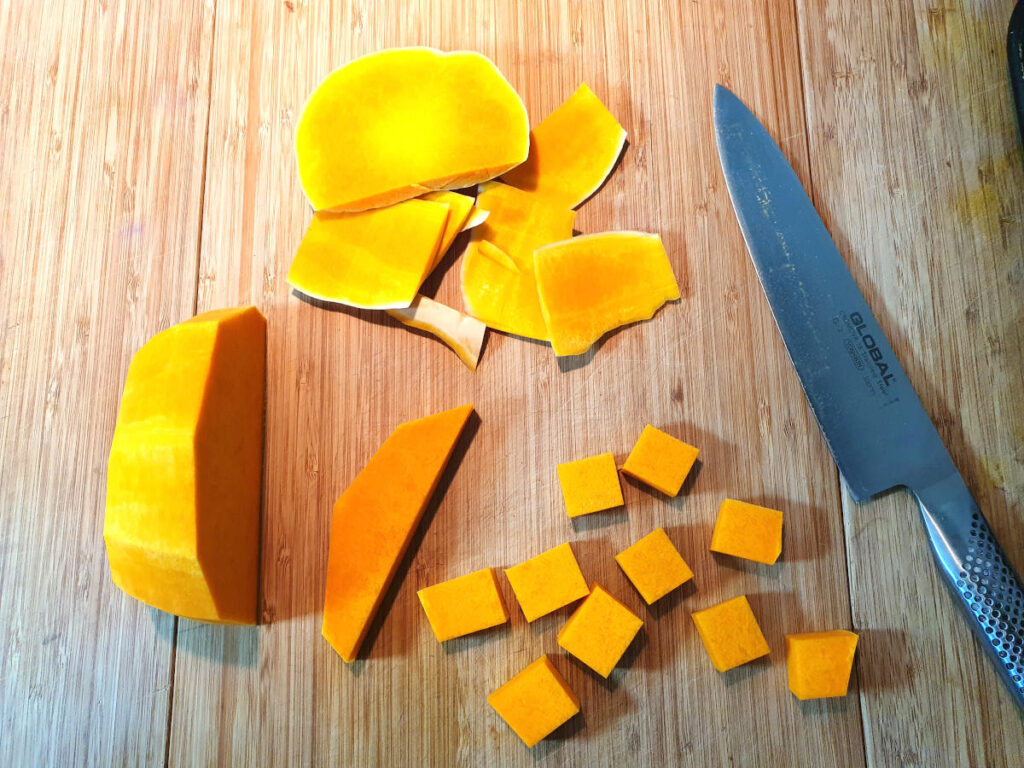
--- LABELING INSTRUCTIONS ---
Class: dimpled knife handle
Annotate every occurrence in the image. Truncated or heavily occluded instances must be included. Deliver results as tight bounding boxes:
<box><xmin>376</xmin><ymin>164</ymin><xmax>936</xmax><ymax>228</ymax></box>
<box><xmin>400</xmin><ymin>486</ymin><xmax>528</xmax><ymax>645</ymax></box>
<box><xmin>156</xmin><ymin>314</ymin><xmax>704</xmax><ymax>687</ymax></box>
<box><xmin>915</xmin><ymin>473</ymin><xmax>1024</xmax><ymax>708</ymax></box>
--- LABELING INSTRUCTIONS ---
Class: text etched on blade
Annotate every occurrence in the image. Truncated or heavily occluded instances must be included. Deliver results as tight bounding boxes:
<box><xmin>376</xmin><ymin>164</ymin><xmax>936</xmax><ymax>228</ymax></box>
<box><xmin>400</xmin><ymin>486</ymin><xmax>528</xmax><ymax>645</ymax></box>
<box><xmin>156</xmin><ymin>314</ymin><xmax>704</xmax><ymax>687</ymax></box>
<box><xmin>833</xmin><ymin>311</ymin><xmax>900</xmax><ymax>406</ymax></box>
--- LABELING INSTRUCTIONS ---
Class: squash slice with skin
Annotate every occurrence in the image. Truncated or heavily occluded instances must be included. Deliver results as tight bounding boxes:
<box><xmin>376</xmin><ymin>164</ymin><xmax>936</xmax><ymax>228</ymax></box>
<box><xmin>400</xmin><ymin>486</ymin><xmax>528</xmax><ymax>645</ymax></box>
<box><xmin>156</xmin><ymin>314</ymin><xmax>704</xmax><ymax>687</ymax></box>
<box><xmin>288</xmin><ymin>198</ymin><xmax>450</xmax><ymax>310</ymax></box>
<box><xmin>461</xmin><ymin>207</ymin><xmax>490</xmax><ymax>231</ymax></box>
<box><xmin>534</xmin><ymin>232</ymin><xmax>679</xmax><ymax>356</ymax></box>
<box><xmin>420</xmin><ymin>190</ymin><xmax>476</xmax><ymax>272</ymax></box>
<box><xmin>296</xmin><ymin>48</ymin><xmax>529</xmax><ymax>212</ymax></box>
<box><xmin>387</xmin><ymin>295</ymin><xmax>487</xmax><ymax>371</ymax></box>
<box><xmin>104</xmin><ymin>306</ymin><xmax>266</xmax><ymax>624</ymax></box>
<box><xmin>502</xmin><ymin>83</ymin><xmax>626</xmax><ymax>208</ymax></box>
<box><xmin>461</xmin><ymin>182</ymin><xmax>575</xmax><ymax>340</ymax></box>
<box><xmin>322</xmin><ymin>404</ymin><xmax>475</xmax><ymax>662</ymax></box>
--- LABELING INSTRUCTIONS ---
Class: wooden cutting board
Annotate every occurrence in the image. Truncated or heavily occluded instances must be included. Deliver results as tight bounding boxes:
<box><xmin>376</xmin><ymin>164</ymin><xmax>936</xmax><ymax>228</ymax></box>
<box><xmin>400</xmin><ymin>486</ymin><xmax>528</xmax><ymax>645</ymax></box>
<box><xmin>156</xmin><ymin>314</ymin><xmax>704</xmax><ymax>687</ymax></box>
<box><xmin>2</xmin><ymin>1</ymin><xmax>1022</xmax><ymax>766</ymax></box>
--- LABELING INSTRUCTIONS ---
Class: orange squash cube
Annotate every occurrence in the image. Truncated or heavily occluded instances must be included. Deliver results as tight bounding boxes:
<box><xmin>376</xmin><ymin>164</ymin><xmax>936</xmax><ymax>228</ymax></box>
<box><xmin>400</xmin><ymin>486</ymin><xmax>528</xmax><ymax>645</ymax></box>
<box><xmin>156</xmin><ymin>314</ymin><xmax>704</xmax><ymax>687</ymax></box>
<box><xmin>417</xmin><ymin>567</ymin><xmax>509</xmax><ymax>642</ymax></box>
<box><xmin>620</xmin><ymin>425</ymin><xmax>699</xmax><ymax>497</ymax></box>
<box><xmin>615</xmin><ymin>527</ymin><xmax>694</xmax><ymax>604</ymax></box>
<box><xmin>488</xmin><ymin>655</ymin><xmax>580</xmax><ymax>747</ymax></box>
<box><xmin>709</xmin><ymin>499</ymin><xmax>783</xmax><ymax>565</ymax></box>
<box><xmin>691</xmin><ymin>595</ymin><xmax>770</xmax><ymax>672</ymax></box>
<box><xmin>504</xmin><ymin>542</ymin><xmax>589</xmax><ymax>622</ymax></box>
<box><xmin>786</xmin><ymin>630</ymin><xmax>859</xmax><ymax>700</ymax></box>
<box><xmin>556</xmin><ymin>452</ymin><xmax>624</xmax><ymax>517</ymax></box>
<box><xmin>557</xmin><ymin>584</ymin><xmax>643</xmax><ymax>677</ymax></box>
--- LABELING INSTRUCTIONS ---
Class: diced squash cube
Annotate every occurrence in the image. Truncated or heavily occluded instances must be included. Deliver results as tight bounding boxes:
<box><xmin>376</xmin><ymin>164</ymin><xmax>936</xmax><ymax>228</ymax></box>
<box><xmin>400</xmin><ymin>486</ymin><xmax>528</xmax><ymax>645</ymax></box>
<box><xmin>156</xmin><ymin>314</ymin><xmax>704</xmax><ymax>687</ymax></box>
<box><xmin>504</xmin><ymin>542</ymin><xmax>589</xmax><ymax>622</ymax></box>
<box><xmin>710</xmin><ymin>499</ymin><xmax>784</xmax><ymax>565</ymax></box>
<box><xmin>620</xmin><ymin>425</ymin><xmax>699</xmax><ymax>497</ymax></box>
<box><xmin>615</xmin><ymin>527</ymin><xmax>694</xmax><ymax>604</ymax></box>
<box><xmin>557</xmin><ymin>584</ymin><xmax>643</xmax><ymax>678</ymax></box>
<box><xmin>488</xmin><ymin>655</ymin><xmax>580</xmax><ymax>747</ymax></box>
<box><xmin>417</xmin><ymin>567</ymin><xmax>509</xmax><ymax>642</ymax></box>
<box><xmin>691</xmin><ymin>595</ymin><xmax>770</xmax><ymax>672</ymax></box>
<box><xmin>556</xmin><ymin>452</ymin><xmax>624</xmax><ymax>518</ymax></box>
<box><xmin>786</xmin><ymin>630</ymin><xmax>859</xmax><ymax>700</ymax></box>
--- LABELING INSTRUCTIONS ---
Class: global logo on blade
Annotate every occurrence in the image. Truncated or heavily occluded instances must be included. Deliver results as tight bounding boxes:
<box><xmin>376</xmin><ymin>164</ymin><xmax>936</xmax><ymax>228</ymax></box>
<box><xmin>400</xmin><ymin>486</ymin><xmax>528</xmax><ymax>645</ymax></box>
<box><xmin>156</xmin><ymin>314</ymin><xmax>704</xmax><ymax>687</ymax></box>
<box><xmin>849</xmin><ymin>312</ymin><xmax>895</xmax><ymax>387</ymax></box>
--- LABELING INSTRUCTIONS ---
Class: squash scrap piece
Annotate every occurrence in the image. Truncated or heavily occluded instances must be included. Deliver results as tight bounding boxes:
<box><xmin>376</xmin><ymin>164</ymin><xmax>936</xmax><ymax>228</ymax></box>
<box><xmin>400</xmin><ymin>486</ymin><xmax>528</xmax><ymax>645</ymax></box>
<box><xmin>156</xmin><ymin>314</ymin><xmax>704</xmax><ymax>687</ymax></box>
<box><xmin>786</xmin><ymin>630</ymin><xmax>859</xmax><ymax>700</ymax></box>
<box><xmin>387</xmin><ymin>295</ymin><xmax>487</xmax><ymax>371</ymax></box>
<box><xmin>296</xmin><ymin>48</ymin><xmax>529</xmax><ymax>212</ymax></box>
<box><xmin>322</xmin><ymin>404</ymin><xmax>474</xmax><ymax>662</ymax></box>
<box><xmin>502</xmin><ymin>83</ymin><xmax>626</xmax><ymax>208</ymax></box>
<box><xmin>534</xmin><ymin>232</ymin><xmax>680</xmax><ymax>356</ymax></box>
<box><xmin>287</xmin><ymin>199</ymin><xmax>450</xmax><ymax>310</ymax></box>
<box><xmin>461</xmin><ymin>207</ymin><xmax>490</xmax><ymax>231</ymax></box>
<box><xmin>104</xmin><ymin>306</ymin><xmax>266</xmax><ymax>624</ymax></box>
<box><xmin>420</xmin><ymin>190</ymin><xmax>476</xmax><ymax>270</ymax></box>
<box><xmin>461</xmin><ymin>182</ymin><xmax>575</xmax><ymax>340</ymax></box>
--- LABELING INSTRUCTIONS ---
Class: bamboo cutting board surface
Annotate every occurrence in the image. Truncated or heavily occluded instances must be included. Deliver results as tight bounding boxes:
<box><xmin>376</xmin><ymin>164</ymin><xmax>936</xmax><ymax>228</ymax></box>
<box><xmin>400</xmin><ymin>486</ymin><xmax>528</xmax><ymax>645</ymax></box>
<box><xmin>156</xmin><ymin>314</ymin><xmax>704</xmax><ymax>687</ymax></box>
<box><xmin>2</xmin><ymin>1</ymin><xmax>1023</xmax><ymax>766</ymax></box>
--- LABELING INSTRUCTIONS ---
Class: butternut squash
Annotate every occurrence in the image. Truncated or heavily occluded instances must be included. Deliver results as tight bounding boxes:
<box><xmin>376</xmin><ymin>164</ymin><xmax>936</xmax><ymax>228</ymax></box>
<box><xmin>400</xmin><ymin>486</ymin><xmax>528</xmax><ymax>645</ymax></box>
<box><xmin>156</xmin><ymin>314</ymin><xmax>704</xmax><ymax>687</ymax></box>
<box><xmin>296</xmin><ymin>48</ymin><xmax>529</xmax><ymax>212</ymax></box>
<box><xmin>502</xmin><ymin>83</ymin><xmax>626</xmax><ymax>208</ymax></box>
<box><xmin>104</xmin><ymin>306</ymin><xmax>266</xmax><ymax>624</ymax></box>
<box><xmin>322</xmin><ymin>404</ymin><xmax>474</xmax><ymax>662</ymax></box>
<box><xmin>287</xmin><ymin>199</ymin><xmax>450</xmax><ymax>310</ymax></box>
<box><xmin>461</xmin><ymin>182</ymin><xmax>575</xmax><ymax>340</ymax></box>
<box><xmin>387</xmin><ymin>295</ymin><xmax>487</xmax><ymax>371</ymax></box>
<box><xmin>419</xmin><ymin>190</ymin><xmax>476</xmax><ymax>271</ymax></box>
<box><xmin>533</xmin><ymin>232</ymin><xmax>679</xmax><ymax>356</ymax></box>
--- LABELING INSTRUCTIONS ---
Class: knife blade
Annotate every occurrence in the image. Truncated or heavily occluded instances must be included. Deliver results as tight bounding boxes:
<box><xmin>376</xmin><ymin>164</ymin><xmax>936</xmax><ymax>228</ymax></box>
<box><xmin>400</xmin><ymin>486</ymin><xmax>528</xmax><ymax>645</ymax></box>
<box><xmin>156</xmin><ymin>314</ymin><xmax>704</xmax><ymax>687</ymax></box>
<box><xmin>713</xmin><ymin>83</ymin><xmax>1024</xmax><ymax>707</ymax></box>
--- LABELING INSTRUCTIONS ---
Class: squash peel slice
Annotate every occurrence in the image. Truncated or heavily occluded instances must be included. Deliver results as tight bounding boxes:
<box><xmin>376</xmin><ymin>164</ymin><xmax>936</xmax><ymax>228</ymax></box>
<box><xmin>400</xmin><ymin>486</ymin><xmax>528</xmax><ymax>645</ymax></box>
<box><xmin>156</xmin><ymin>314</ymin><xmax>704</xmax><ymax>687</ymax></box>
<box><xmin>387</xmin><ymin>294</ymin><xmax>487</xmax><ymax>371</ymax></box>
<box><xmin>420</xmin><ymin>190</ymin><xmax>476</xmax><ymax>271</ymax></box>
<box><xmin>296</xmin><ymin>48</ymin><xmax>529</xmax><ymax>212</ymax></box>
<box><xmin>534</xmin><ymin>232</ymin><xmax>679</xmax><ymax>356</ymax></box>
<box><xmin>502</xmin><ymin>83</ymin><xmax>626</xmax><ymax>208</ymax></box>
<box><xmin>461</xmin><ymin>182</ymin><xmax>575</xmax><ymax>341</ymax></box>
<box><xmin>287</xmin><ymin>198</ymin><xmax>450</xmax><ymax>310</ymax></box>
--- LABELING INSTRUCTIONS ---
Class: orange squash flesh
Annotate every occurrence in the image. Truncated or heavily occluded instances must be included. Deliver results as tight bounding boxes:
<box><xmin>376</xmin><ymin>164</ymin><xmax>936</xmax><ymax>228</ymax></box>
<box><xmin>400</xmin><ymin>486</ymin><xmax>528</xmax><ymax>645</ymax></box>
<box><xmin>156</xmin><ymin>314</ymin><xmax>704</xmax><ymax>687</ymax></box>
<box><xmin>461</xmin><ymin>182</ymin><xmax>575</xmax><ymax>340</ymax></box>
<box><xmin>420</xmin><ymin>190</ymin><xmax>476</xmax><ymax>271</ymax></box>
<box><xmin>287</xmin><ymin>199</ymin><xmax>450</xmax><ymax>310</ymax></box>
<box><xmin>104</xmin><ymin>306</ymin><xmax>266</xmax><ymax>624</ymax></box>
<box><xmin>502</xmin><ymin>83</ymin><xmax>626</xmax><ymax>208</ymax></box>
<box><xmin>296</xmin><ymin>48</ymin><xmax>529</xmax><ymax>212</ymax></box>
<box><xmin>322</xmin><ymin>404</ymin><xmax>474</xmax><ymax>662</ymax></box>
<box><xmin>387</xmin><ymin>295</ymin><xmax>487</xmax><ymax>371</ymax></box>
<box><xmin>534</xmin><ymin>232</ymin><xmax>680</xmax><ymax>356</ymax></box>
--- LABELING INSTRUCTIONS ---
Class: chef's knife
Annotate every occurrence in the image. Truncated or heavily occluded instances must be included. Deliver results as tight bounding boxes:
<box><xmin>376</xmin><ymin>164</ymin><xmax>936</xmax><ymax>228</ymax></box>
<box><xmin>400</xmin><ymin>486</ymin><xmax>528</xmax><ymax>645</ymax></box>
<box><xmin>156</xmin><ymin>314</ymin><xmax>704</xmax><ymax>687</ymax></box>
<box><xmin>713</xmin><ymin>84</ymin><xmax>1024</xmax><ymax>707</ymax></box>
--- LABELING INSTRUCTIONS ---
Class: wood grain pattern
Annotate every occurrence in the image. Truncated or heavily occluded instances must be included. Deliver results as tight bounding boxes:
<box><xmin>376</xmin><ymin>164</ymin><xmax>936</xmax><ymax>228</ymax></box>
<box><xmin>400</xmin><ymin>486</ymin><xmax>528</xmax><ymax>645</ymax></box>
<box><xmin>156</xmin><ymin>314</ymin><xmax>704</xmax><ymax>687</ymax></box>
<box><xmin>798</xmin><ymin>2</ymin><xmax>1024</xmax><ymax>765</ymax></box>
<box><xmin>0</xmin><ymin>0</ymin><xmax>1020</xmax><ymax>766</ymax></box>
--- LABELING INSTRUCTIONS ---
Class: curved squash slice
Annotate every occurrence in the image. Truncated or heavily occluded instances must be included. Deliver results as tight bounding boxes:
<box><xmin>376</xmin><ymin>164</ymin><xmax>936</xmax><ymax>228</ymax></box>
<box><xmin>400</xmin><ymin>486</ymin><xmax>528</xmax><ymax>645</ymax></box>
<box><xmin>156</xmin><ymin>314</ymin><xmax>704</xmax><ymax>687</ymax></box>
<box><xmin>387</xmin><ymin>294</ymin><xmax>487</xmax><ymax>371</ymax></box>
<box><xmin>502</xmin><ymin>83</ymin><xmax>626</xmax><ymax>208</ymax></box>
<box><xmin>461</xmin><ymin>182</ymin><xmax>575</xmax><ymax>340</ymax></box>
<box><xmin>105</xmin><ymin>306</ymin><xmax>266</xmax><ymax>624</ymax></box>
<box><xmin>534</xmin><ymin>232</ymin><xmax>679</xmax><ymax>356</ymax></box>
<box><xmin>287</xmin><ymin>199</ymin><xmax>450</xmax><ymax>310</ymax></box>
<box><xmin>420</xmin><ymin>190</ymin><xmax>475</xmax><ymax>271</ymax></box>
<box><xmin>297</xmin><ymin>48</ymin><xmax>529</xmax><ymax>212</ymax></box>
<box><xmin>461</xmin><ymin>207</ymin><xmax>490</xmax><ymax>231</ymax></box>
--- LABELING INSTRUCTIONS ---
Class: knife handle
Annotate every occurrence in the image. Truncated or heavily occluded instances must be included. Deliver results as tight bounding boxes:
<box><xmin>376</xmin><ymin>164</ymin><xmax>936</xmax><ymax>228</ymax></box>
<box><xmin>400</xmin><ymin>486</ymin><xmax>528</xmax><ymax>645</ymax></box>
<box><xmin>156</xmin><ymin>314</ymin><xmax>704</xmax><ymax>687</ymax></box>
<box><xmin>915</xmin><ymin>473</ymin><xmax>1024</xmax><ymax>707</ymax></box>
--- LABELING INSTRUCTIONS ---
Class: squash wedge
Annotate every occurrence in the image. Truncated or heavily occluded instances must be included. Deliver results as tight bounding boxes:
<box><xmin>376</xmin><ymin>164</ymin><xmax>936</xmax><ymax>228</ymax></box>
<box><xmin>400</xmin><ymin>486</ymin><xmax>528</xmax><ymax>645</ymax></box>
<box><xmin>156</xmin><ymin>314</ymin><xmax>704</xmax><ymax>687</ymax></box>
<box><xmin>296</xmin><ymin>48</ymin><xmax>529</xmax><ymax>212</ymax></box>
<box><xmin>287</xmin><ymin>199</ymin><xmax>450</xmax><ymax>310</ymax></box>
<box><xmin>322</xmin><ymin>404</ymin><xmax>475</xmax><ymax>662</ymax></box>
<box><xmin>461</xmin><ymin>182</ymin><xmax>575</xmax><ymax>340</ymax></box>
<box><xmin>534</xmin><ymin>232</ymin><xmax>679</xmax><ymax>356</ymax></box>
<box><xmin>387</xmin><ymin>294</ymin><xmax>487</xmax><ymax>371</ymax></box>
<box><xmin>104</xmin><ymin>306</ymin><xmax>266</xmax><ymax>624</ymax></box>
<box><xmin>502</xmin><ymin>83</ymin><xmax>626</xmax><ymax>208</ymax></box>
<box><xmin>420</xmin><ymin>190</ymin><xmax>475</xmax><ymax>271</ymax></box>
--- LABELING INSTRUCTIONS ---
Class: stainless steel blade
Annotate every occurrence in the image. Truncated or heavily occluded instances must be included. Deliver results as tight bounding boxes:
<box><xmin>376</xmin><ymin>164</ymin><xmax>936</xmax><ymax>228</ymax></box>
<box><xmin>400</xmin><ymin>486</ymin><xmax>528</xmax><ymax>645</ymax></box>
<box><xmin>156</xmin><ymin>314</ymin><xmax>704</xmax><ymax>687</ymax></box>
<box><xmin>712</xmin><ymin>84</ymin><xmax>957</xmax><ymax>501</ymax></box>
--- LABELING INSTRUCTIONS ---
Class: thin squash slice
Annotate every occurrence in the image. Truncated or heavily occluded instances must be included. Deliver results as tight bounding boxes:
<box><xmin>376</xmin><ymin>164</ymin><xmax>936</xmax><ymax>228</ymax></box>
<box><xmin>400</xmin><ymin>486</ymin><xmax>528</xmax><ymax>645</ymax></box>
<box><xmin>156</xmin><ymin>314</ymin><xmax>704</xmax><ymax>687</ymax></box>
<box><xmin>287</xmin><ymin>199</ymin><xmax>450</xmax><ymax>310</ymax></box>
<box><xmin>420</xmin><ymin>190</ymin><xmax>476</xmax><ymax>271</ymax></box>
<box><xmin>502</xmin><ymin>83</ymin><xmax>626</xmax><ymax>208</ymax></box>
<box><xmin>461</xmin><ymin>182</ymin><xmax>575</xmax><ymax>340</ymax></box>
<box><xmin>105</xmin><ymin>306</ymin><xmax>266</xmax><ymax>624</ymax></box>
<box><xmin>387</xmin><ymin>295</ymin><xmax>487</xmax><ymax>371</ymax></box>
<box><xmin>534</xmin><ymin>232</ymin><xmax>679</xmax><ymax>356</ymax></box>
<box><xmin>297</xmin><ymin>48</ymin><xmax>529</xmax><ymax>212</ymax></box>
<box><xmin>322</xmin><ymin>404</ymin><xmax>475</xmax><ymax>662</ymax></box>
<box><xmin>461</xmin><ymin>207</ymin><xmax>490</xmax><ymax>231</ymax></box>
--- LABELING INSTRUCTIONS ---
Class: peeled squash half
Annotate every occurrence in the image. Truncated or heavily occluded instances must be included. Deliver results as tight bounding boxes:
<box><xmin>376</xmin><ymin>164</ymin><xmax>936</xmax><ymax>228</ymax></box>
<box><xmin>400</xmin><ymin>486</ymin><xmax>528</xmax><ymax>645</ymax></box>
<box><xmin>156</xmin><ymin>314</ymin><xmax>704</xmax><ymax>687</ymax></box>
<box><xmin>297</xmin><ymin>48</ymin><xmax>529</xmax><ymax>212</ymax></box>
<box><xmin>534</xmin><ymin>232</ymin><xmax>680</xmax><ymax>356</ymax></box>
<box><xmin>502</xmin><ymin>83</ymin><xmax>626</xmax><ymax>208</ymax></box>
<box><xmin>105</xmin><ymin>307</ymin><xmax>266</xmax><ymax>624</ymax></box>
<box><xmin>288</xmin><ymin>199</ymin><xmax>450</xmax><ymax>310</ymax></box>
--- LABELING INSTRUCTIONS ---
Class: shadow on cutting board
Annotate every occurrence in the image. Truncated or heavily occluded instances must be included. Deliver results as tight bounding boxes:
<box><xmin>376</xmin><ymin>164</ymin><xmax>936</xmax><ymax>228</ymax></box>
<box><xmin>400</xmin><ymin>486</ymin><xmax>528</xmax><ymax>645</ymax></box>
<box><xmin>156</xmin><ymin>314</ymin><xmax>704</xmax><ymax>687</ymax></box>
<box><xmin>151</xmin><ymin>609</ymin><xmax>260</xmax><ymax>668</ymax></box>
<box><xmin>349</xmin><ymin>411</ymin><xmax>482</xmax><ymax>667</ymax></box>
